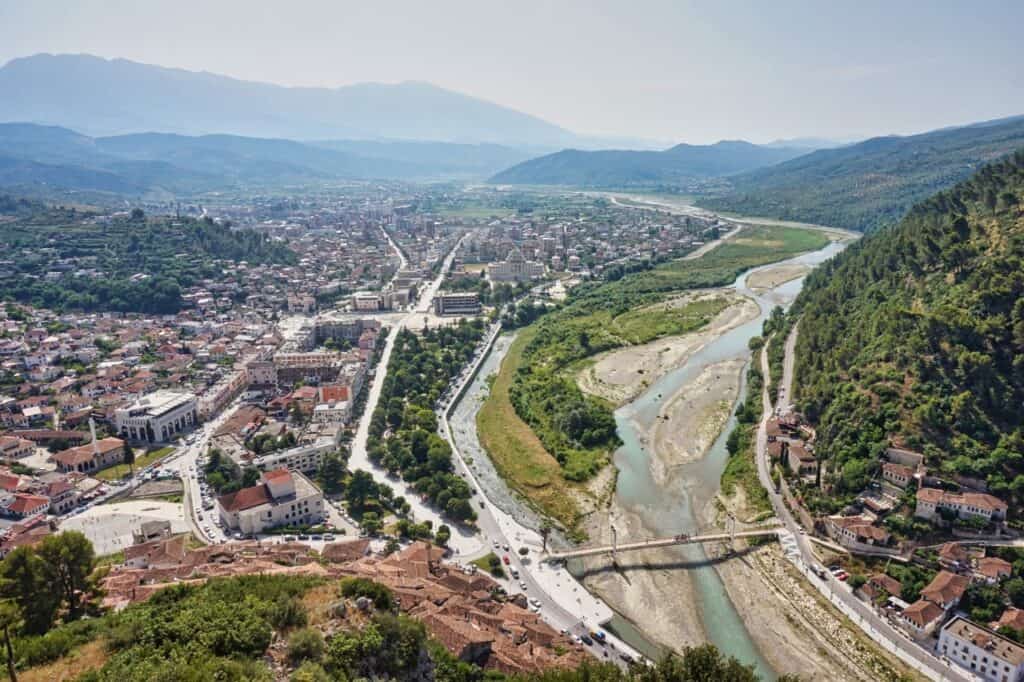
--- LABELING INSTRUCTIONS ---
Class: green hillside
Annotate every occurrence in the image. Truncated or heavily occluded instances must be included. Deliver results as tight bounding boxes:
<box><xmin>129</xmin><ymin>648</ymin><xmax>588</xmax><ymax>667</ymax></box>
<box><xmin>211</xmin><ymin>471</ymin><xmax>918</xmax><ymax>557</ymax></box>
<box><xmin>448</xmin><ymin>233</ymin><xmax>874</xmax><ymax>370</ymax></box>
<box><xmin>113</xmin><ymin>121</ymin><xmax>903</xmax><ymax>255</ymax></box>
<box><xmin>489</xmin><ymin>141</ymin><xmax>806</xmax><ymax>187</ymax></box>
<box><xmin>791</xmin><ymin>151</ymin><xmax>1024</xmax><ymax>509</ymax></box>
<box><xmin>699</xmin><ymin>117</ymin><xmax>1024</xmax><ymax>232</ymax></box>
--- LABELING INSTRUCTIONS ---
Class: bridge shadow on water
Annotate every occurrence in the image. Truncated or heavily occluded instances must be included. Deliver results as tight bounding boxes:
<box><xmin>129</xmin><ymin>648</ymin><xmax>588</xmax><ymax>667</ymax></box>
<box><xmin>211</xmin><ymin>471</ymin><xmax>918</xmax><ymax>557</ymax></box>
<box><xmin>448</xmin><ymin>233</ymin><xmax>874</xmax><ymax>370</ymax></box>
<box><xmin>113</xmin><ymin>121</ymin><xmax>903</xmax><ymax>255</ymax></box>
<box><xmin>571</xmin><ymin>543</ymin><xmax>758</xmax><ymax>581</ymax></box>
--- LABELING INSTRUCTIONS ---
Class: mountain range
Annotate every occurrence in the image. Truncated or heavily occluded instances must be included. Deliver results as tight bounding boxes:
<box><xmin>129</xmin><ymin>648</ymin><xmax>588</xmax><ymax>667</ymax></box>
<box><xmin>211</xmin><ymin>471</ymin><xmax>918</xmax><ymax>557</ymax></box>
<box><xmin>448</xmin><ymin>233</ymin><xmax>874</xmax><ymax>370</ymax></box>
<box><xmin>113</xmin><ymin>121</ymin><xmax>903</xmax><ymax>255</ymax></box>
<box><xmin>0</xmin><ymin>123</ymin><xmax>544</xmax><ymax>197</ymax></box>
<box><xmin>0</xmin><ymin>53</ymin><xmax>577</xmax><ymax>147</ymax></box>
<box><xmin>488</xmin><ymin>141</ymin><xmax>809</xmax><ymax>186</ymax></box>
<box><xmin>699</xmin><ymin>115</ymin><xmax>1024</xmax><ymax>231</ymax></box>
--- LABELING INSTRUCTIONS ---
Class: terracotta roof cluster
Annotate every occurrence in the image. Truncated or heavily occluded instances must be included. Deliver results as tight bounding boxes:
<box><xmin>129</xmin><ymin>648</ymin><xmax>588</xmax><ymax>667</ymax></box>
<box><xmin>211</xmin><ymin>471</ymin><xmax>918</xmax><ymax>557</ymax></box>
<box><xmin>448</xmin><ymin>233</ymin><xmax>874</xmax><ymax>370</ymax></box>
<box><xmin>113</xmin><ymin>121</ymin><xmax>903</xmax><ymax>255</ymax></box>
<box><xmin>917</xmin><ymin>487</ymin><xmax>1008</xmax><ymax>513</ymax></box>
<box><xmin>995</xmin><ymin>608</ymin><xmax>1024</xmax><ymax>632</ymax></box>
<box><xmin>100</xmin><ymin>539</ymin><xmax>583</xmax><ymax>676</ymax></box>
<box><xmin>217</xmin><ymin>483</ymin><xmax>272</xmax><ymax>513</ymax></box>
<box><xmin>978</xmin><ymin>556</ymin><xmax>1013</xmax><ymax>580</ymax></box>
<box><xmin>903</xmin><ymin>599</ymin><xmax>944</xmax><ymax>629</ymax></box>
<box><xmin>52</xmin><ymin>437</ymin><xmax>124</xmax><ymax>467</ymax></box>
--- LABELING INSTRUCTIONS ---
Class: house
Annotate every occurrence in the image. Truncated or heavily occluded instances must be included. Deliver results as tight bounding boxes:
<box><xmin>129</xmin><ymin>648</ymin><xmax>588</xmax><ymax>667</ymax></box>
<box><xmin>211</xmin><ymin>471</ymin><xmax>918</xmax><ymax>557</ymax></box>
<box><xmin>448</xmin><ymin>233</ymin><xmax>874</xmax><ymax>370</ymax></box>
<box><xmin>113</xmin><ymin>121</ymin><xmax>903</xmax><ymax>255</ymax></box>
<box><xmin>994</xmin><ymin>608</ymin><xmax>1024</xmax><ymax>633</ymax></box>
<box><xmin>825</xmin><ymin>515</ymin><xmax>891</xmax><ymax>549</ymax></box>
<box><xmin>1</xmin><ymin>493</ymin><xmax>51</xmax><ymax>519</ymax></box>
<box><xmin>0</xmin><ymin>516</ymin><xmax>53</xmax><ymax>557</ymax></box>
<box><xmin>858</xmin><ymin>573</ymin><xmax>903</xmax><ymax>602</ymax></box>
<box><xmin>0</xmin><ymin>435</ymin><xmax>35</xmax><ymax>460</ymax></box>
<box><xmin>786</xmin><ymin>442</ymin><xmax>817</xmax><ymax>478</ymax></box>
<box><xmin>43</xmin><ymin>478</ymin><xmax>79</xmax><ymax>515</ymax></box>
<box><xmin>124</xmin><ymin>535</ymin><xmax>188</xmax><ymax>570</ymax></box>
<box><xmin>978</xmin><ymin>557</ymin><xmax>1013</xmax><ymax>584</ymax></box>
<box><xmin>939</xmin><ymin>542</ymin><xmax>971</xmax><ymax>571</ymax></box>
<box><xmin>882</xmin><ymin>462</ymin><xmax>916</xmax><ymax>489</ymax></box>
<box><xmin>921</xmin><ymin>570</ymin><xmax>970</xmax><ymax>611</ymax></box>
<box><xmin>217</xmin><ymin>469</ymin><xmax>324</xmax><ymax>535</ymax></box>
<box><xmin>937</xmin><ymin>616</ymin><xmax>1024</xmax><ymax>682</ymax></box>
<box><xmin>52</xmin><ymin>437</ymin><xmax>125</xmax><ymax>474</ymax></box>
<box><xmin>901</xmin><ymin>599</ymin><xmax>946</xmax><ymax>637</ymax></box>
<box><xmin>915</xmin><ymin>488</ymin><xmax>1008</xmax><ymax>523</ymax></box>
<box><xmin>766</xmin><ymin>418</ymin><xmax>782</xmax><ymax>442</ymax></box>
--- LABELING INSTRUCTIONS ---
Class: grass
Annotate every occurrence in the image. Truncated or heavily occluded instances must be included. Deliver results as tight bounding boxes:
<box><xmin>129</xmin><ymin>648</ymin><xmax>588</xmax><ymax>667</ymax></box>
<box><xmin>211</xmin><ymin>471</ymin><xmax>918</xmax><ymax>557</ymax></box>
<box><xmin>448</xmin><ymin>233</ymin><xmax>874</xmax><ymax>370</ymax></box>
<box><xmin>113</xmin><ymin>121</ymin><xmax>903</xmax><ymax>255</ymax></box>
<box><xmin>95</xmin><ymin>550</ymin><xmax>125</xmax><ymax>567</ymax></box>
<box><xmin>476</xmin><ymin>328</ymin><xmax>585</xmax><ymax>537</ymax></box>
<box><xmin>19</xmin><ymin>639</ymin><xmax>108</xmax><ymax>682</ymax></box>
<box><xmin>94</xmin><ymin>446</ymin><xmax>175</xmax><ymax>481</ymax></box>
<box><xmin>471</xmin><ymin>552</ymin><xmax>506</xmax><ymax>578</ymax></box>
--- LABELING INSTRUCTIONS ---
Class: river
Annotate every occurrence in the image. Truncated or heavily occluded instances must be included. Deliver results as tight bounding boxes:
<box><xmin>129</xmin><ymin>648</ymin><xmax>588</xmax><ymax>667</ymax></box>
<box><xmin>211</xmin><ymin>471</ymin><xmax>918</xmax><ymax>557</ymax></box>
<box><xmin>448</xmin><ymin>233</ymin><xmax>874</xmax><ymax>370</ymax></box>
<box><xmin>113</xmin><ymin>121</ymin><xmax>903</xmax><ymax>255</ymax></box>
<box><xmin>607</xmin><ymin>238</ymin><xmax>849</xmax><ymax>679</ymax></box>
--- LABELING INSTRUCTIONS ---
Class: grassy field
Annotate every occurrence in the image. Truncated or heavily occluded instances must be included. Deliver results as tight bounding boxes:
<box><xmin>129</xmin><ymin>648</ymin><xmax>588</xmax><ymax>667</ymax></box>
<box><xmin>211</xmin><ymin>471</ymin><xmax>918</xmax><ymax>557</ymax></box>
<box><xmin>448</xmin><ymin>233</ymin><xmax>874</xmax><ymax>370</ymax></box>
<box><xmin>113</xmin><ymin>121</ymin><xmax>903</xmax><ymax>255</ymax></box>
<box><xmin>94</xmin><ymin>445</ymin><xmax>174</xmax><ymax>481</ymax></box>
<box><xmin>476</xmin><ymin>327</ymin><xmax>586</xmax><ymax>536</ymax></box>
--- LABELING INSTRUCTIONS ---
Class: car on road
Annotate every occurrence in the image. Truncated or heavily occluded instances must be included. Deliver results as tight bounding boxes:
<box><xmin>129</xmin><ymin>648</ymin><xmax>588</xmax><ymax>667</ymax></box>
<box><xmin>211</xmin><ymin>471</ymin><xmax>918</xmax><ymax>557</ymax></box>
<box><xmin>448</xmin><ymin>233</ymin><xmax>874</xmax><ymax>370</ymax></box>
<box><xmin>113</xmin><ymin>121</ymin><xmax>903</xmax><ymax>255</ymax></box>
<box><xmin>284</xmin><ymin>535</ymin><xmax>297</xmax><ymax>542</ymax></box>
<box><xmin>502</xmin><ymin>555</ymin><xmax>510</xmax><ymax>565</ymax></box>
<box><xmin>519</xmin><ymin>581</ymin><xmax>527</xmax><ymax>590</ymax></box>
<box><xmin>580</xmin><ymin>634</ymin><xmax>593</xmax><ymax>646</ymax></box>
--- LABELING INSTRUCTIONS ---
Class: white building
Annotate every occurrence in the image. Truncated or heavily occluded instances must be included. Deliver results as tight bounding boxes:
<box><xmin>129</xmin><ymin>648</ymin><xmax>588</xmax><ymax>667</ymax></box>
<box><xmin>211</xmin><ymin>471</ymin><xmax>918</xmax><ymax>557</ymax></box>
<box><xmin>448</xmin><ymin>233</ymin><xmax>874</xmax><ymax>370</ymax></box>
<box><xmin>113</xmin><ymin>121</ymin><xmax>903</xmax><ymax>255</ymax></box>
<box><xmin>915</xmin><ymin>488</ymin><xmax>1008</xmax><ymax>523</ymax></box>
<box><xmin>434</xmin><ymin>292</ymin><xmax>482</xmax><ymax>316</ymax></box>
<box><xmin>252</xmin><ymin>441</ymin><xmax>333</xmax><ymax>474</ymax></box>
<box><xmin>938</xmin><ymin>616</ymin><xmax>1024</xmax><ymax>682</ymax></box>
<box><xmin>216</xmin><ymin>469</ymin><xmax>324</xmax><ymax>535</ymax></box>
<box><xmin>114</xmin><ymin>390</ymin><xmax>198</xmax><ymax>443</ymax></box>
<box><xmin>312</xmin><ymin>400</ymin><xmax>351</xmax><ymax>425</ymax></box>
<box><xmin>487</xmin><ymin>249</ymin><xmax>545</xmax><ymax>283</ymax></box>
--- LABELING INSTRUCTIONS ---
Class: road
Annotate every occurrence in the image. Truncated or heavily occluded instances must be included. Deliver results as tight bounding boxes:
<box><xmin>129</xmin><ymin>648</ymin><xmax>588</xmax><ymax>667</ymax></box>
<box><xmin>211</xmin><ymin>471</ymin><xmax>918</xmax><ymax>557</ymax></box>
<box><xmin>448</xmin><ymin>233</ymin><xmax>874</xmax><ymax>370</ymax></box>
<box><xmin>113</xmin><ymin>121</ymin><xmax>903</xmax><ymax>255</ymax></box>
<box><xmin>755</xmin><ymin>328</ymin><xmax>970</xmax><ymax>682</ymax></box>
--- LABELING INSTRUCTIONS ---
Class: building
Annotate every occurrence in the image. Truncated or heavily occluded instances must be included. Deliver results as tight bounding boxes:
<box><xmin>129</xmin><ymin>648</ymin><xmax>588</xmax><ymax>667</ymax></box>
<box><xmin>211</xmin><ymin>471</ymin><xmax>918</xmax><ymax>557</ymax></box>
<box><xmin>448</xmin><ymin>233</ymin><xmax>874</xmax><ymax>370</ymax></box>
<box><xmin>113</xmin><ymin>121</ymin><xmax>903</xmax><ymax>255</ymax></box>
<box><xmin>786</xmin><ymin>442</ymin><xmax>817</xmax><ymax>477</ymax></box>
<box><xmin>312</xmin><ymin>400</ymin><xmax>351</xmax><ymax>425</ymax></box>
<box><xmin>0</xmin><ymin>435</ymin><xmax>35</xmax><ymax>460</ymax></box>
<box><xmin>352</xmin><ymin>291</ymin><xmax>385</xmax><ymax>311</ymax></box>
<box><xmin>0</xmin><ymin>493</ymin><xmax>51</xmax><ymax>519</ymax></box>
<box><xmin>52</xmin><ymin>437</ymin><xmax>125</xmax><ymax>474</ymax></box>
<box><xmin>979</xmin><ymin>557</ymin><xmax>1013</xmax><ymax>583</ymax></box>
<box><xmin>114</xmin><ymin>390</ymin><xmax>198</xmax><ymax>443</ymax></box>
<box><xmin>251</xmin><ymin>442</ymin><xmax>332</xmax><ymax>475</ymax></box>
<box><xmin>901</xmin><ymin>599</ymin><xmax>945</xmax><ymax>637</ymax></box>
<box><xmin>882</xmin><ymin>462</ymin><xmax>916</xmax><ymax>489</ymax></box>
<box><xmin>915</xmin><ymin>488</ymin><xmax>1008</xmax><ymax>523</ymax></box>
<box><xmin>487</xmin><ymin>250</ymin><xmax>545</xmax><ymax>283</ymax></box>
<box><xmin>825</xmin><ymin>515</ymin><xmax>892</xmax><ymax>550</ymax></box>
<box><xmin>938</xmin><ymin>616</ymin><xmax>1024</xmax><ymax>682</ymax></box>
<box><xmin>216</xmin><ymin>469</ymin><xmax>324</xmax><ymax>535</ymax></box>
<box><xmin>921</xmin><ymin>570</ymin><xmax>970</xmax><ymax>611</ymax></box>
<box><xmin>434</xmin><ymin>292</ymin><xmax>482</xmax><ymax>316</ymax></box>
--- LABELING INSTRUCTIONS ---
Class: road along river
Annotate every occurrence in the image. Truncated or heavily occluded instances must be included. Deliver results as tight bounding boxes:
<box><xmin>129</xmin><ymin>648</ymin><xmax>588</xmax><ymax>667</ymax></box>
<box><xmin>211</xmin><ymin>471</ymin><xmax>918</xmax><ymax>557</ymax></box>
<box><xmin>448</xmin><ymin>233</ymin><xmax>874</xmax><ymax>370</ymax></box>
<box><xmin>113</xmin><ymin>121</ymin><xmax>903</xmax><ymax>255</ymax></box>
<box><xmin>596</xmin><ymin>239</ymin><xmax>847</xmax><ymax>678</ymax></box>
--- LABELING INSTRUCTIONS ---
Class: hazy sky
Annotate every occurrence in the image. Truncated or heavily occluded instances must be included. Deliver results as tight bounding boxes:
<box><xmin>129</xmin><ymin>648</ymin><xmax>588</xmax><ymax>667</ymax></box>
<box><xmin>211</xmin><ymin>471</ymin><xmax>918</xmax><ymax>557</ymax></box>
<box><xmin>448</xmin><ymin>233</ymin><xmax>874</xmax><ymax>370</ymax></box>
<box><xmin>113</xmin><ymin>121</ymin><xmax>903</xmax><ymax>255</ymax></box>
<box><xmin>2</xmin><ymin>0</ymin><xmax>1023</xmax><ymax>144</ymax></box>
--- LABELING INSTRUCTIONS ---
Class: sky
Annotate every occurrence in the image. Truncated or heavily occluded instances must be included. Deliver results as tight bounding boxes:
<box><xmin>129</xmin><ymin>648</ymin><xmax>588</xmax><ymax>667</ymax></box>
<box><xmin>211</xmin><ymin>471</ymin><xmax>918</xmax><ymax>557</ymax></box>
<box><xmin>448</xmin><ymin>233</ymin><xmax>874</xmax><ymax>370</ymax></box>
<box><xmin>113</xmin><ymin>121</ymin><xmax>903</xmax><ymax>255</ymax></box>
<box><xmin>1</xmin><ymin>0</ymin><xmax>1023</xmax><ymax>144</ymax></box>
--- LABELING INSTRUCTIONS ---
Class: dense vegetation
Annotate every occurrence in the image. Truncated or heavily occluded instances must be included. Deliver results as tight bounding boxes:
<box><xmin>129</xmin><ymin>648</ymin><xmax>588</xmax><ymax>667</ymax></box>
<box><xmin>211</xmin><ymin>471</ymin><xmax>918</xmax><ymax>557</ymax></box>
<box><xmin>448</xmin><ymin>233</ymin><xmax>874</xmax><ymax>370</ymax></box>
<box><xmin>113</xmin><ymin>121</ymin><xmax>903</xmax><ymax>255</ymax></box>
<box><xmin>0</xmin><ymin>208</ymin><xmax>295</xmax><ymax>313</ymax></box>
<box><xmin>507</xmin><ymin>225</ymin><xmax>829</xmax><ymax>481</ymax></box>
<box><xmin>791</xmin><ymin>150</ymin><xmax>1024</xmax><ymax>508</ymax></box>
<box><xmin>0</xmin><ymin>536</ymin><xmax>782</xmax><ymax>682</ymax></box>
<box><xmin>700</xmin><ymin>117</ymin><xmax>1024</xmax><ymax>232</ymax></box>
<box><xmin>720</xmin><ymin>358</ymin><xmax>771</xmax><ymax>516</ymax></box>
<box><xmin>368</xmin><ymin>321</ymin><xmax>485</xmax><ymax>524</ymax></box>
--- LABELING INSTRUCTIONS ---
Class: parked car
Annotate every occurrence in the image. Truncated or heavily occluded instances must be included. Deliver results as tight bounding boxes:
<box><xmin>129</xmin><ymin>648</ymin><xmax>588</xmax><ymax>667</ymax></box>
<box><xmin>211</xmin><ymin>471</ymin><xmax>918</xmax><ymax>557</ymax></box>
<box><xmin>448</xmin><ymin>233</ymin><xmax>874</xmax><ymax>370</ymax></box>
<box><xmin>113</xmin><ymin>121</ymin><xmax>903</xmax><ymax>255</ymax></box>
<box><xmin>502</xmin><ymin>555</ymin><xmax>510</xmax><ymax>565</ymax></box>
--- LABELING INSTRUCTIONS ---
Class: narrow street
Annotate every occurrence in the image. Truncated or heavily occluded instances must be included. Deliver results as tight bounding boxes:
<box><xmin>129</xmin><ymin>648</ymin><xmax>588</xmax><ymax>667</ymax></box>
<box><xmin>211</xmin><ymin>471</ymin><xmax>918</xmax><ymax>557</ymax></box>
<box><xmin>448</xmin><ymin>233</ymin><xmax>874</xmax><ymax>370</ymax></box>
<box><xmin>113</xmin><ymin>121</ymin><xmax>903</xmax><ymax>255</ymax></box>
<box><xmin>755</xmin><ymin>326</ymin><xmax>970</xmax><ymax>682</ymax></box>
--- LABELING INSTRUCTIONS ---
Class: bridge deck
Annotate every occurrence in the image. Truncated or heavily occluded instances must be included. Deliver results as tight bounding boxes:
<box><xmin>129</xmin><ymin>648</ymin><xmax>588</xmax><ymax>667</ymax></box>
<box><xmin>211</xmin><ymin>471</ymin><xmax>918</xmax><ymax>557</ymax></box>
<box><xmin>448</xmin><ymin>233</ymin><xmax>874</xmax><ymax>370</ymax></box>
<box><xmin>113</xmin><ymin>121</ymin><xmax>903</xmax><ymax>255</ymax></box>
<box><xmin>544</xmin><ymin>528</ymin><xmax>781</xmax><ymax>562</ymax></box>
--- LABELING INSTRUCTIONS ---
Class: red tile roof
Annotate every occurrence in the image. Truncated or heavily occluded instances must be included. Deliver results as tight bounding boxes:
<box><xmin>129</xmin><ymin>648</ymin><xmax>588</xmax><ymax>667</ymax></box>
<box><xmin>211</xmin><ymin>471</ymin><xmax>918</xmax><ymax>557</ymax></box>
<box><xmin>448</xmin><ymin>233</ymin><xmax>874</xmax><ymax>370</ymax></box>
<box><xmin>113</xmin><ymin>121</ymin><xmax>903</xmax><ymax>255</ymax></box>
<box><xmin>217</xmin><ymin>484</ymin><xmax>271</xmax><ymax>513</ymax></box>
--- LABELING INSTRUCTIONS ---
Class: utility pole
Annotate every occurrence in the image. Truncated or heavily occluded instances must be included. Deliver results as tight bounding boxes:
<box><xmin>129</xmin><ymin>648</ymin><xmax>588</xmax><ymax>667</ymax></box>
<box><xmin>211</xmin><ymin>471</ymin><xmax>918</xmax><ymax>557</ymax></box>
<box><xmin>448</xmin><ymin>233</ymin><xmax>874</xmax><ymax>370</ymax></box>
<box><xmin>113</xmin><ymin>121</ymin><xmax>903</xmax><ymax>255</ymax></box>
<box><xmin>610</xmin><ymin>524</ymin><xmax>618</xmax><ymax>561</ymax></box>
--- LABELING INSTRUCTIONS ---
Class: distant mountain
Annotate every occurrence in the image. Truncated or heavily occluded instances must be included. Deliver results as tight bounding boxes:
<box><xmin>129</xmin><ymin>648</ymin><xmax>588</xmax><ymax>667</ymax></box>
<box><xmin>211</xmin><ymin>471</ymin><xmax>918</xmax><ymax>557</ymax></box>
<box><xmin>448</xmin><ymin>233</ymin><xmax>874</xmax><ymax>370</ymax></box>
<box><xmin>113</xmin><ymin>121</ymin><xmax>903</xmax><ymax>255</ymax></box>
<box><xmin>763</xmin><ymin>137</ymin><xmax>851</xmax><ymax>150</ymax></box>
<box><xmin>0</xmin><ymin>122</ymin><xmax>525</xmax><ymax>198</ymax></box>
<box><xmin>488</xmin><ymin>140</ymin><xmax>808</xmax><ymax>187</ymax></box>
<box><xmin>0</xmin><ymin>53</ymin><xmax>577</xmax><ymax>147</ymax></box>
<box><xmin>699</xmin><ymin>116</ymin><xmax>1024</xmax><ymax>231</ymax></box>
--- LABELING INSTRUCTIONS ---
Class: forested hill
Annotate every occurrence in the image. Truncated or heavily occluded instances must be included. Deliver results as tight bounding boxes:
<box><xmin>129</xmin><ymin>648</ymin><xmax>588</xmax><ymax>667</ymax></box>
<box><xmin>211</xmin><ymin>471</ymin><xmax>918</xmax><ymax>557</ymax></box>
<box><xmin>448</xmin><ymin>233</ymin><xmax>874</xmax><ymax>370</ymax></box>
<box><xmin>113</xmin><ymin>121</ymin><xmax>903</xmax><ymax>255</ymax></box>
<box><xmin>0</xmin><ymin>209</ymin><xmax>295</xmax><ymax>313</ymax></box>
<box><xmin>792</xmin><ymin>150</ymin><xmax>1024</xmax><ymax>508</ymax></box>
<box><xmin>488</xmin><ymin>141</ymin><xmax>806</xmax><ymax>187</ymax></box>
<box><xmin>699</xmin><ymin>116</ymin><xmax>1024</xmax><ymax>232</ymax></box>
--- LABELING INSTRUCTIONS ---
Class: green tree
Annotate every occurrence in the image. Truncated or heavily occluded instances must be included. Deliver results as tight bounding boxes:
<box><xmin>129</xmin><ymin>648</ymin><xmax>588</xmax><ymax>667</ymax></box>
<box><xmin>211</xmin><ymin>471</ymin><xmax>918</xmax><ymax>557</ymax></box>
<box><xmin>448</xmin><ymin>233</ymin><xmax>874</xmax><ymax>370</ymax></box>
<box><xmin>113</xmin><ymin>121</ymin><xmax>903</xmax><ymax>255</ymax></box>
<box><xmin>0</xmin><ymin>545</ymin><xmax>59</xmax><ymax>634</ymax></box>
<box><xmin>0</xmin><ymin>600</ymin><xmax>20</xmax><ymax>682</ymax></box>
<box><xmin>317</xmin><ymin>453</ymin><xmax>347</xmax><ymax>496</ymax></box>
<box><xmin>37</xmin><ymin>531</ymin><xmax>96</xmax><ymax>621</ymax></box>
<box><xmin>288</xmin><ymin>627</ymin><xmax>326</xmax><ymax>664</ymax></box>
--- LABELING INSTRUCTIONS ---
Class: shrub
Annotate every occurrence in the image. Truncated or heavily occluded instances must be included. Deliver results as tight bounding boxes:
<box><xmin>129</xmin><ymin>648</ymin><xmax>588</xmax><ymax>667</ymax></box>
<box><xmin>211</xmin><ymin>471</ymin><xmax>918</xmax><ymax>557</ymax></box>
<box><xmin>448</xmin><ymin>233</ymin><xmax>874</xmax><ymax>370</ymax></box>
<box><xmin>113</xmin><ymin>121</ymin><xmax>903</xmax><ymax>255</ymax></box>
<box><xmin>288</xmin><ymin>628</ymin><xmax>326</xmax><ymax>664</ymax></box>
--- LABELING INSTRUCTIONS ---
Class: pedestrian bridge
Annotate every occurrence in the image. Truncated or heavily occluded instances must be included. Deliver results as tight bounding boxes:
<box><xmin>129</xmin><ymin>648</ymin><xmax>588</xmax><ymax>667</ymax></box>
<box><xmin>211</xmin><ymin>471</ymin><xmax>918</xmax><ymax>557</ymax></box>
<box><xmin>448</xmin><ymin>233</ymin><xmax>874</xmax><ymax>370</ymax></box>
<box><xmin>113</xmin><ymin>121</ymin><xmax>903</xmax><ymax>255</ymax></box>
<box><xmin>542</xmin><ymin>527</ymin><xmax>783</xmax><ymax>562</ymax></box>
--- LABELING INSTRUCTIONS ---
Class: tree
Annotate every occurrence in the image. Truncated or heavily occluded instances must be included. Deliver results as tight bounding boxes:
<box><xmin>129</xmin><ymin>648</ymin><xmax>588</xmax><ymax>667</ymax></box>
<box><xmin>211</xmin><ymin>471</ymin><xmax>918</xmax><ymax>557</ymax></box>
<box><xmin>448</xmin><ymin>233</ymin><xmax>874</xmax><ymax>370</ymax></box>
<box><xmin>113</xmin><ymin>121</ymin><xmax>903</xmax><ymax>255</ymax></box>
<box><xmin>435</xmin><ymin>524</ymin><xmax>451</xmax><ymax>546</ymax></box>
<box><xmin>288</xmin><ymin>627</ymin><xmax>326</xmax><ymax>664</ymax></box>
<box><xmin>124</xmin><ymin>445</ymin><xmax>136</xmax><ymax>478</ymax></box>
<box><xmin>540</xmin><ymin>520</ymin><xmax>554</xmax><ymax>553</ymax></box>
<box><xmin>37</xmin><ymin>531</ymin><xmax>96</xmax><ymax>621</ymax></box>
<box><xmin>0</xmin><ymin>546</ymin><xmax>58</xmax><ymax>634</ymax></box>
<box><xmin>0</xmin><ymin>601</ymin><xmax>20</xmax><ymax>682</ymax></box>
<box><xmin>318</xmin><ymin>453</ymin><xmax>347</xmax><ymax>495</ymax></box>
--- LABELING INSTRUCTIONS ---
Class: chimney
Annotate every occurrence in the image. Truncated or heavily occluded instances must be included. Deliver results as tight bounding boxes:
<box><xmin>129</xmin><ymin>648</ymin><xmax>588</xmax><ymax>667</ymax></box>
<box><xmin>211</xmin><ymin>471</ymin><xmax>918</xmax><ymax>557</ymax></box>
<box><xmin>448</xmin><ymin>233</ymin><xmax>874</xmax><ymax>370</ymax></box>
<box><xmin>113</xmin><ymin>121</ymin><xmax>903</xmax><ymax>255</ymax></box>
<box><xmin>89</xmin><ymin>418</ymin><xmax>99</xmax><ymax>455</ymax></box>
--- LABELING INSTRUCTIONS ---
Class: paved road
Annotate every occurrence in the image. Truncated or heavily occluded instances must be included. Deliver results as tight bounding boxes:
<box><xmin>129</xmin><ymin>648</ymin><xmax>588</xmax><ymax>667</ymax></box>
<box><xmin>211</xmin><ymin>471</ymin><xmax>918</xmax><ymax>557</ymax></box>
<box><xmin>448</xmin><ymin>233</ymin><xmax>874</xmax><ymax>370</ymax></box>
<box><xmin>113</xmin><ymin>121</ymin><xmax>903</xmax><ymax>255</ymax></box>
<box><xmin>756</xmin><ymin>329</ymin><xmax>970</xmax><ymax>682</ymax></box>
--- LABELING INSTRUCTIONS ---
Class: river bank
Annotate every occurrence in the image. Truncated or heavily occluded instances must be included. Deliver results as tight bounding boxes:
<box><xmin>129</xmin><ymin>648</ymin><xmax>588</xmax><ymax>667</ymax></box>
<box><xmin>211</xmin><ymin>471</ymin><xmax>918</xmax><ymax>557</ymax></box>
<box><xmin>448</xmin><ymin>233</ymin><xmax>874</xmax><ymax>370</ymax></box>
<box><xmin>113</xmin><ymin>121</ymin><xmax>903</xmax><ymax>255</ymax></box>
<box><xmin>576</xmin><ymin>291</ymin><xmax>759</xmax><ymax>406</ymax></box>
